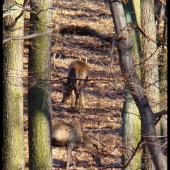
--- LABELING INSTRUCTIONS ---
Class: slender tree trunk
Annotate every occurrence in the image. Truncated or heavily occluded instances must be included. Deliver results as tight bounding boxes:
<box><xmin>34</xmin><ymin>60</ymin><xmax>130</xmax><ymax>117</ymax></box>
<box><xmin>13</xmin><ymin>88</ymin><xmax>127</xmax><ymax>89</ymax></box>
<box><xmin>122</xmin><ymin>1</ymin><xmax>141</xmax><ymax>169</ymax></box>
<box><xmin>154</xmin><ymin>2</ymin><xmax>167</xmax><ymax>151</ymax></box>
<box><xmin>3</xmin><ymin>0</ymin><xmax>25</xmax><ymax>169</ymax></box>
<box><xmin>108</xmin><ymin>1</ymin><xmax>167</xmax><ymax>169</ymax></box>
<box><xmin>28</xmin><ymin>0</ymin><xmax>52</xmax><ymax>169</ymax></box>
<box><xmin>159</xmin><ymin>11</ymin><xmax>167</xmax><ymax>155</ymax></box>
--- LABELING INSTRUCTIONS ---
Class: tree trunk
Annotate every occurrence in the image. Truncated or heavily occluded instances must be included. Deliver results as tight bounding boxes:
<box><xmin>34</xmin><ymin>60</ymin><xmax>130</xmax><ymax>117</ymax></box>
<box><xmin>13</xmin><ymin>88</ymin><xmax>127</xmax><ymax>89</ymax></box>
<box><xmin>141</xmin><ymin>0</ymin><xmax>160</xmax><ymax>120</ymax></box>
<box><xmin>108</xmin><ymin>0</ymin><xmax>167</xmax><ymax>169</ymax></box>
<box><xmin>122</xmin><ymin>90</ymin><xmax>141</xmax><ymax>169</ymax></box>
<box><xmin>28</xmin><ymin>0</ymin><xmax>52</xmax><ymax>169</ymax></box>
<box><xmin>122</xmin><ymin>0</ymin><xmax>141</xmax><ymax>169</ymax></box>
<box><xmin>141</xmin><ymin>1</ymin><xmax>160</xmax><ymax>169</ymax></box>
<box><xmin>159</xmin><ymin>11</ymin><xmax>167</xmax><ymax>155</ymax></box>
<box><xmin>3</xmin><ymin>0</ymin><xmax>25</xmax><ymax>169</ymax></box>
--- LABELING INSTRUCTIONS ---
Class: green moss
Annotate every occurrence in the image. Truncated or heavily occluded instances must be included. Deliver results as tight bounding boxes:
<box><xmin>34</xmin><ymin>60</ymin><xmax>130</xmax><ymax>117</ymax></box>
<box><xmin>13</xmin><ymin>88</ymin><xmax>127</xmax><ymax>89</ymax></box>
<box><xmin>122</xmin><ymin>91</ymin><xmax>141</xmax><ymax>169</ymax></box>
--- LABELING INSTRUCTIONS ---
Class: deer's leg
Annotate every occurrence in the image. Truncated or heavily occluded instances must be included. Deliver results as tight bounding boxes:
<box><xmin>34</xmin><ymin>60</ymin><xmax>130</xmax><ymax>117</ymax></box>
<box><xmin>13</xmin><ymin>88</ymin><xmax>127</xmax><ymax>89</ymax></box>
<box><xmin>67</xmin><ymin>143</ymin><xmax>75</xmax><ymax>170</ymax></box>
<box><xmin>74</xmin><ymin>91</ymin><xmax>79</xmax><ymax>109</ymax></box>
<box><xmin>71</xmin><ymin>90</ymin><xmax>74</xmax><ymax>108</ymax></box>
<box><xmin>78</xmin><ymin>83</ymin><xmax>84</xmax><ymax>109</ymax></box>
<box><xmin>79</xmin><ymin>85</ymin><xmax>85</xmax><ymax>108</ymax></box>
<box><xmin>72</xmin><ymin>150</ymin><xmax>76</xmax><ymax>169</ymax></box>
<box><xmin>81</xmin><ymin>92</ymin><xmax>85</xmax><ymax>108</ymax></box>
<box><xmin>79</xmin><ymin>92</ymin><xmax>82</xmax><ymax>109</ymax></box>
<box><xmin>79</xmin><ymin>92</ymin><xmax>81</xmax><ymax>110</ymax></box>
<box><xmin>74</xmin><ymin>82</ymin><xmax>79</xmax><ymax>108</ymax></box>
<box><xmin>79</xmin><ymin>89</ymin><xmax>84</xmax><ymax>109</ymax></box>
<box><xmin>80</xmin><ymin>80</ymin><xmax>87</xmax><ymax>108</ymax></box>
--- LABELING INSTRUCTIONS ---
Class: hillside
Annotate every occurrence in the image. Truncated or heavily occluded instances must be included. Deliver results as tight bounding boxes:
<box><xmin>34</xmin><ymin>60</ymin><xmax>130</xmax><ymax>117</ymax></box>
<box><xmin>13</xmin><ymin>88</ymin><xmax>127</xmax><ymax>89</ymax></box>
<box><xmin>24</xmin><ymin>0</ymin><xmax>124</xmax><ymax>169</ymax></box>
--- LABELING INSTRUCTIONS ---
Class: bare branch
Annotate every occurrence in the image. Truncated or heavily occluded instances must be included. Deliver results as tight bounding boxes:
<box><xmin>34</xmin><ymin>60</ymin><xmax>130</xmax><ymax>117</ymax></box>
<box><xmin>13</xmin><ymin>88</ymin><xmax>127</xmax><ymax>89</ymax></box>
<box><xmin>3</xmin><ymin>29</ymin><xmax>53</xmax><ymax>43</ymax></box>
<box><xmin>123</xmin><ymin>139</ymin><xmax>144</xmax><ymax>169</ymax></box>
<box><xmin>100</xmin><ymin>139</ymin><xmax>144</xmax><ymax>169</ymax></box>
<box><xmin>154</xmin><ymin>110</ymin><xmax>167</xmax><ymax>119</ymax></box>
<box><xmin>129</xmin><ymin>22</ymin><xmax>167</xmax><ymax>48</ymax></box>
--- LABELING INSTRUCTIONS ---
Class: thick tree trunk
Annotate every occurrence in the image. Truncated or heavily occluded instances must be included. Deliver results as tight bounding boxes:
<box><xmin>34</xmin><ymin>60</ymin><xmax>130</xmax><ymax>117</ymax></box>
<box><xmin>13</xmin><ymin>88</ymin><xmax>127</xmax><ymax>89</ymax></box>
<box><xmin>3</xmin><ymin>0</ymin><xmax>25</xmax><ymax>169</ymax></box>
<box><xmin>108</xmin><ymin>1</ymin><xmax>167</xmax><ymax>169</ymax></box>
<box><xmin>122</xmin><ymin>91</ymin><xmax>141</xmax><ymax>169</ymax></box>
<box><xmin>122</xmin><ymin>0</ymin><xmax>141</xmax><ymax>169</ymax></box>
<box><xmin>141</xmin><ymin>0</ymin><xmax>160</xmax><ymax>117</ymax></box>
<box><xmin>141</xmin><ymin>1</ymin><xmax>160</xmax><ymax>169</ymax></box>
<box><xmin>28</xmin><ymin>0</ymin><xmax>52</xmax><ymax>169</ymax></box>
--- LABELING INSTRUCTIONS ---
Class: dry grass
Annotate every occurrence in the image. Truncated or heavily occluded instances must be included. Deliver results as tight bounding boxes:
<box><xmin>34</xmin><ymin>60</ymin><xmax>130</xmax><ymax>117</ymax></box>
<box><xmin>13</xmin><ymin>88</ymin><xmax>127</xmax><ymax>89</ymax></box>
<box><xmin>24</xmin><ymin>0</ymin><xmax>125</xmax><ymax>169</ymax></box>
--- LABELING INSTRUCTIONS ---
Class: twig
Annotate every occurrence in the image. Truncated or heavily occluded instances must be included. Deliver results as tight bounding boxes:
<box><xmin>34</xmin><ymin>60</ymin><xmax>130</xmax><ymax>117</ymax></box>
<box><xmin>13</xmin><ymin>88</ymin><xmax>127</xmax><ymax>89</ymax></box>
<box><xmin>122</xmin><ymin>139</ymin><xmax>144</xmax><ymax>169</ymax></box>
<box><xmin>154</xmin><ymin>110</ymin><xmax>167</xmax><ymax>125</ymax></box>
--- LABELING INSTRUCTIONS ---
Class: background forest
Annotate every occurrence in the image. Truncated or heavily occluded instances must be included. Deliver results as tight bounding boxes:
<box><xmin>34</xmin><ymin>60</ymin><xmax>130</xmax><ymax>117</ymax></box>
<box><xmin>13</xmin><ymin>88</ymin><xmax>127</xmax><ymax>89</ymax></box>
<box><xmin>3</xmin><ymin>0</ymin><xmax>167</xmax><ymax>170</ymax></box>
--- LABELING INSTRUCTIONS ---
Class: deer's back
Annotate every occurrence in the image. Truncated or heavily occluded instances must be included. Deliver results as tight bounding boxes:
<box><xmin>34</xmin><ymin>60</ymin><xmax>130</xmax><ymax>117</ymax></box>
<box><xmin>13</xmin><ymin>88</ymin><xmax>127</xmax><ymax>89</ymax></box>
<box><xmin>68</xmin><ymin>60</ymin><xmax>89</xmax><ymax>80</ymax></box>
<box><xmin>52</xmin><ymin>121</ymin><xmax>84</xmax><ymax>147</ymax></box>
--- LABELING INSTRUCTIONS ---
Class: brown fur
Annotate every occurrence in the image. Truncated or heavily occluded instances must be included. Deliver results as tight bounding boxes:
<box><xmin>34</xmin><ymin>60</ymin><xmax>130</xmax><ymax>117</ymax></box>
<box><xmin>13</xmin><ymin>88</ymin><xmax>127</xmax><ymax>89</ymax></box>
<box><xmin>52</xmin><ymin>121</ymin><xmax>101</xmax><ymax>169</ymax></box>
<box><xmin>61</xmin><ymin>59</ymin><xmax>89</xmax><ymax>109</ymax></box>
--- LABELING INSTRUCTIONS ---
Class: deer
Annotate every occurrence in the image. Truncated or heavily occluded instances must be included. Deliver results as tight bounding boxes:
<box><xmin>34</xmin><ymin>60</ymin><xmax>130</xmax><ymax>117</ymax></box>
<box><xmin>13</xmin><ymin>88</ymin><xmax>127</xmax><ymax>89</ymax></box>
<box><xmin>61</xmin><ymin>59</ymin><xmax>89</xmax><ymax>109</ymax></box>
<box><xmin>52</xmin><ymin>121</ymin><xmax>101</xmax><ymax>170</ymax></box>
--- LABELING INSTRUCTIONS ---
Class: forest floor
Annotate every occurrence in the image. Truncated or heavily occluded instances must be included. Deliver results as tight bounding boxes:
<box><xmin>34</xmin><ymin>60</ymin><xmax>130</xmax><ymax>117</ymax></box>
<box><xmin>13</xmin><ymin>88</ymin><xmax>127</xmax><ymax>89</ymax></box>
<box><xmin>24</xmin><ymin>0</ymin><xmax>125</xmax><ymax>169</ymax></box>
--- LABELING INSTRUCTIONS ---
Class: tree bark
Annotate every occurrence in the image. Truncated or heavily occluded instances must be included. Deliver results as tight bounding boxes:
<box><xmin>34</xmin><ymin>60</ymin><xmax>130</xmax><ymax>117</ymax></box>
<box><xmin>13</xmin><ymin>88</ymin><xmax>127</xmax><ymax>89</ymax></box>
<box><xmin>3</xmin><ymin>0</ymin><xmax>25</xmax><ymax>169</ymax></box>
<box><xmin>122</xmin><ymin>0</ymin><xmax>141</xmax><ymax>169</ymax></box>
<box><xmin>141</xmin><ymin>0</ymin><xmax>160</xmax><ymax>117</ymax></box>
<box><xmin>122</xmin><ymin>90</ymin><xmax>141</xmax><ymax>169</ymax></box>
<box><xmin>141</xmin><ymin>1</ymin><xmax>161</xmax><ymax>169</ymax></box>
<box><xmin>108</xmin><ymin>0</ymin><xmax>167</xmax><ymax>169</ymax></box>
<box><xmin>159</xmin><ymin>10</ymin><xmax>167</xmax><ymax>155</ymax></box>
<box><xmin>28</xmin><ymin>0</ymin><xmax>52</xmax><ymax>169</ymax></box>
